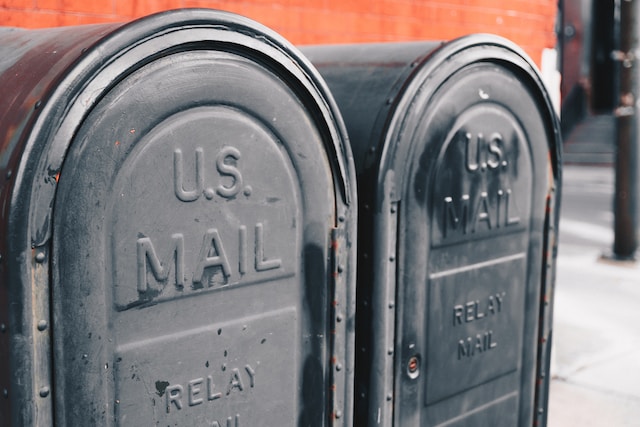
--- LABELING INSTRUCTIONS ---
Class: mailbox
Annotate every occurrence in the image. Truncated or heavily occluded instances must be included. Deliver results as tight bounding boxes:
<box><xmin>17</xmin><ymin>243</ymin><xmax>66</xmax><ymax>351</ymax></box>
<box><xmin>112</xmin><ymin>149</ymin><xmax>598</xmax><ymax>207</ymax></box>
<box><xmin>303</xmin><ymin>36</ymin><xmax>561</xmax><ymax>426</ymax></box>
<box><xmin>0</xmin><ymin>10</ymin><xmax>356</xmax><ymax>426</ymax></box>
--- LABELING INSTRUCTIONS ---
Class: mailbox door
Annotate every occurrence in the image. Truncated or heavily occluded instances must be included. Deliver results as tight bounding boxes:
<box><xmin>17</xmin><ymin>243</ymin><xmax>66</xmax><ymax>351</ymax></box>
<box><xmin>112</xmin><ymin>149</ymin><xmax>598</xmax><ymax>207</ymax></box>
<box><xmin>384</xmin><ymin>40</ymin><xmax>560</xmax><ymax>426</ymax></box>
<box><xmin>2</xmin><ymin>10</ymin><xmax>355</xmax><ymax>426</ymax></box>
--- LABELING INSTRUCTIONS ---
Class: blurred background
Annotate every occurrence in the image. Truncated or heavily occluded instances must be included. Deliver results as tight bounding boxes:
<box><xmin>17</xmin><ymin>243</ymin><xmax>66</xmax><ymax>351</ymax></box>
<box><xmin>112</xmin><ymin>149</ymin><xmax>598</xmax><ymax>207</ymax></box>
<box><xmin>2</xmin><ymin>0</ymin><xmax>640</xmax><ymax>425</ymax></box>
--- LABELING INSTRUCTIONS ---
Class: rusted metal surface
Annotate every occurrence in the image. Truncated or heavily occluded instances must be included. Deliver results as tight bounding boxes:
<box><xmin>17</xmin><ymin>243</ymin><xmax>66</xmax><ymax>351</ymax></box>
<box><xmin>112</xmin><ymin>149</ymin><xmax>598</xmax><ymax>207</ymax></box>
<box><xmin>0</xmin><ymin>23</ymin><xmax>120</xmax><ymax>426</ymax></box>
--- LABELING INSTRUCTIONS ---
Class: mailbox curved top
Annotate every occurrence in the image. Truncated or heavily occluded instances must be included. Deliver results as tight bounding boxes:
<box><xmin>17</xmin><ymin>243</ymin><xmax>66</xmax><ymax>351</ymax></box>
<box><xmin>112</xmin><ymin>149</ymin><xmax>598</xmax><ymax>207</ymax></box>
<box><xmin>304</xmin><ymin>34</ymin><xmax>561</xmax><ymax>191</ymax></box>
<box><xmin>0</xmin><ymin>8</ymin><xmax>354</xmax><ymax>248</ymax></box>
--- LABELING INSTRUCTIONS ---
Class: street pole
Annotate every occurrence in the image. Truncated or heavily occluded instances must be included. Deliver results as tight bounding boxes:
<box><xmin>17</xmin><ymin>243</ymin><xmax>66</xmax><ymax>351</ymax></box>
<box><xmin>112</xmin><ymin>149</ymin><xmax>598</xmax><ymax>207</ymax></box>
<box><xmin>612</xmin><ymin>0</ymin><xmax>639</xmax><ymax>259</ymax></box>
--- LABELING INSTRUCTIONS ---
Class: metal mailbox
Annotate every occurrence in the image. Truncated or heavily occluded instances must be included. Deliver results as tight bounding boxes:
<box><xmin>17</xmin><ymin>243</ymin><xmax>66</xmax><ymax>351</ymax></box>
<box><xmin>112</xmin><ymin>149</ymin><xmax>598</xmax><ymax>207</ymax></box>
<box><xmin>303</xmin><ymin>36</ymin><xmax>561</xmax><ymax>426</ymax></box>
<box><xmin>0</xmin><ymin>10</ymin><xmax>357</xmax><ymax>426</ymax></box>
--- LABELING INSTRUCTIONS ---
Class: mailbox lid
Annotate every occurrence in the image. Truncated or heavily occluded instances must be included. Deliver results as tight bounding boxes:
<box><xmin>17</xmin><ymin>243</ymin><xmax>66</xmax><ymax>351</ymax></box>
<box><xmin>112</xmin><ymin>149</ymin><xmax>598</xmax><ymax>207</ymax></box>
<box><xmin>2</xmin><ymin>9</ymin><xmax>356</xmax><ymax>426</ymax></box>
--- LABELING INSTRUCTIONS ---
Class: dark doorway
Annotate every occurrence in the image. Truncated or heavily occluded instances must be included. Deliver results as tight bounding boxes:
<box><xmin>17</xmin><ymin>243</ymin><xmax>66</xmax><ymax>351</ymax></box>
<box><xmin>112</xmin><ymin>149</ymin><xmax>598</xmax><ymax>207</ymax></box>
<box><xmin>590</xmin><ymin>0</ymin><xmax>617</xmax><ymax>112</ymax></box>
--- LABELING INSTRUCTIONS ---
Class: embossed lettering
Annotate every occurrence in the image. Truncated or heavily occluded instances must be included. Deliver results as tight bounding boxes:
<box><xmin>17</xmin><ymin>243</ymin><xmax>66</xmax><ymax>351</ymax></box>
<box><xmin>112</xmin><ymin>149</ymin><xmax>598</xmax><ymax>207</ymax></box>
<box><xmin>504</xmin><ymin>189</ymin><xmax>520</xmax><ymax>226</ymax></box>
<box><xmin>453</xmin><ymin>292</ymin><xmax>506</xmax><ymax>325</ymax></box>
<box><xmin>464</xmin><ymin>132</ymin><xmax>507</xmax><ymax>173</ymax></box>
<box><xmin>244</xmin><ymin>365</ymin><xmax>256</xmax><ymax>388</ymax></box>
<box><xmin>487</xmin><ymin>133</ymin><xmax>504</xmax><ymax>169</ymax></box>
<box><xmin>137</xmin><ymin>234</ymin><xmax>184</xmax><ymax>292</ymax></box>
<box><xmin>255</xmin><ymin>223</ymin><xmax>281</xmax><ymax>271</ymax></box>
<box><xmin>166</xmin><ymin>384</ymin><xmax>184</xmax><ymax>412</ymax></box>
<box><xmin>193</xmin><ymin>228</ymin><xmax>232</xmax><ymax>284</ymax></box>
<box><xmin>226</xmin><ymin>368</ymin><xmax>244</xmax><ymax>395</ymax></box>
<box><xmin>137</xmin><ymin>223</ymin><xmax>282</xmax><ymax>298</ymax></box>
<box><xmin>165</xmin><ymin>364</ymin><xmax>256</xmax><ymax>413</ymax></box>
<box><xmin>474</xmin><ymin>192</ymin><xmax>492</xmax><ymax>230</ymax></box>
<box><xmin>457</xmin><ymin>331</ymin><xmax>497</xmax><ymax>359</ymax></box>
<box><xmin>442</xmin><ymin>189</ymin><xmax>520</xmax><ymax>239</ymax></box>
<box><xmin>174</xmin><ymin>148</ymin><xmax>204</xmax><ymax>202</ymax></box>
<box><xmin>239</xmin><ymin>226</ymin><xmax>247</xmax><ymax>275</ymax></box>
<box><xmin>207</xmin><ymin>375</ymin><xmax>222</xmax><ymax>401</ymax></box>
<box><xmin>211</xmin><ymin>414</ymin><xmax>240</xmax><ymax>427</ymax></box>
<box><xmin>443</xmin><ymin>195</ymin><xmax>470</xmax><ymax>238</ymax></box>
<box><xmin>465</xmin><ymin>132</ymin><xmax>480</xmax><ymax>172</ymax></box>
<box><xmin>173</xmin><ymin>146</ymin><xmax>247</xmax><ymax>202</ymax></box>
<box><xmin>188</xmin><ymin>378</ymin><xmax>204</xmax><ymax>406</ymax></box>
<box><xmin>216</xmin><ymin>146</ymin><xmax>243</xmax><ymax>198</ymax></box>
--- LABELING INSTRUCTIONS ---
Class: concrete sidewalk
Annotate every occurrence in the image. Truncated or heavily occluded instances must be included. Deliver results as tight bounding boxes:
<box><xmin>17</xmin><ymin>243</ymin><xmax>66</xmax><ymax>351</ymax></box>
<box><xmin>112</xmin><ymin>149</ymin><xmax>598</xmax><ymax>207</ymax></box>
<box><xmin>548</xmin><ymin>248</ymin><xmax>640</xmax><ymax>426</ymax></box>
<box><xmin>547</xmin><ymin>164</ymin><xmax>640</xmax><ymax>426</ymax></box>
<box><xmin>562</xmin><ymin>114</ymin><xmax>615</xmax><ymax>166</ymax></box>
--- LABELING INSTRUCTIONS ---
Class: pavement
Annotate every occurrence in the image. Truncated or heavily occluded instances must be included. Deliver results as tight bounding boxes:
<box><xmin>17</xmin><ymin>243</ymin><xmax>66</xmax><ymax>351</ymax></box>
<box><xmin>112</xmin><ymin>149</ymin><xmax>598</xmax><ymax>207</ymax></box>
<box><xmin>547</xmin><ymin>116</ymin><xmax>640</xmax><ymax>426</ymax></box>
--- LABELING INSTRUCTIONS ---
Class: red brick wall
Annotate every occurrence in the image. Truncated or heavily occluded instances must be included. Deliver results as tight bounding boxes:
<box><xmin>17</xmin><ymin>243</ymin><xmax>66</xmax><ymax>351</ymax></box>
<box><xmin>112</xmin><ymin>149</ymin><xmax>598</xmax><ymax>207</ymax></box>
<box><xmin>0</xmin><ymin>0</ymin><xmax>557</xmax><ymax>67</ymax></box>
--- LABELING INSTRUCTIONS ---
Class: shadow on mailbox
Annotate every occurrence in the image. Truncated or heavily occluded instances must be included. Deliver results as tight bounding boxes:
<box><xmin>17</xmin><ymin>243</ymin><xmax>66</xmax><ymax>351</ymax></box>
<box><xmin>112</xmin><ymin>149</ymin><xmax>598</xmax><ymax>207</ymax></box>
<box><xmin>303</xmin><ymin>36</ymin><xmax>561</xmax><ymax>427</ymax></box>
<box><xmin>0</xmin><ymin>9</ymin><xmax>356</xmax><ymax>426</ymax></box>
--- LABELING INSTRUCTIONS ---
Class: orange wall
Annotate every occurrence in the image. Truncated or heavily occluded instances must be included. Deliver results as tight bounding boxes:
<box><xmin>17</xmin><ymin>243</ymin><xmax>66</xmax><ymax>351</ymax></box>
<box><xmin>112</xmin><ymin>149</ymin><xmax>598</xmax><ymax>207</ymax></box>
<box><xmin>0</xmin><ymin>0</ymin><xmax>557</xmax><ymax>67</ymax></box>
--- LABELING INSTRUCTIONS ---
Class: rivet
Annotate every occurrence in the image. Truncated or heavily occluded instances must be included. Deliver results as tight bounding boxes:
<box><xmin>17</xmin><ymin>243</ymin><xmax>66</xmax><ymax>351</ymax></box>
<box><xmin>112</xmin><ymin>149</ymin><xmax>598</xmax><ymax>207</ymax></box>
<box><xmin>338</xmin><ymin>215</ymin><xmax>345</xmax><ymax>223</ymax></box>
<box><xmin>336</xmin><ymin>363</ymin><xmax>342</xmax><ymax>371</ymax></box>
<box><xmin>389</xmin><ymin>255</ymin><xmax>395</xmax><ymax>262</ymax></box>
<box><xmin>5</xmin><ymin>170</ymin><xmax>12</xmax><ymax>180</ymax></box>
<box><xmin>34</xmin><ymin>100</ymin><xmax>42</xmax><ymax>110</ymax></box>
<box><xmin>388</xmin><ymin>301</ymin><xmax>395</xmax><ymax>309</ymax></box>
<box><xmin>390</xmin><ymin>205</ymin><xmax>397</xmax><ymax>214</ymax></box>
<box><xmin>336</xmin><ymin>314</ymin><xmax>343</xmax><ymax>322</ymax></box>
<box><xmin>39</xmin><ymin>387</ymin><xmax>50</xmax><ymax>398</ymax></box>
<box><xmin>2</xmin><ymin>389</ymin><xmax>8</xmax><ymax>398</ymax></box>
<box><xmin>37</xmin><ymin>320</ymin><xmax>48</xmax><ymax>331</ymax></box>
<box><xmin>386</xmin><ymin>393</ymin><xmax>393</xmax><ymax>401</ymax></box>
<box><xmin>538</xmin><ymin>407</ymin><xmax>544</xmax><ymax>414</ymax></box>
<box><xmin>337</xmin><ymin>265</ymin><xmax>344</xmax><ymax>273</ymax></box>
<box><xmin>35</xmin><ymin>252</ymin><xmax>45</xmax><ymax>263</ymax></box>
<box><xmin>335</xmin><ymin>410</ymin><xmax>342</xmax><ymax>419</ymax></box>
<box><xmin>388</xmin><ymin>348</ymin><xmax>394</xmax><ymax>355</ymax></box>
<box><xmin>0</xmin><ymin>324</ymin><xmax>6</xmax><ymax>333</ymax></box>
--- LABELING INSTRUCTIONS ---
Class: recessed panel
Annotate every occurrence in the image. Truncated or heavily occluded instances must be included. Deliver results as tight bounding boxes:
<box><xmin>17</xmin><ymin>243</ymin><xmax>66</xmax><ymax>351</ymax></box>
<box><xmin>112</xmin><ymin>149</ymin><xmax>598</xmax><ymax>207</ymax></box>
<box><xmin>111</xmin><ymin>107</ymin><xmax>297</xmax><ymax>310</ymax></box>
<box><xmin>430</xmin><ymin>105</ymin><xmax>532</xmax><ymax>247</ymax></box>
<box><xmin>426</xmin><ymin>254</ymin><xmax>526</xmax><ymax>404</ymax></box>
<box><xmin>426</xmin><ymin>103</ymin><xmax>533</xmax><ymax>404</ymax></box>
<box><xmin>114</xmin><ymin>308</ymin><xmax>296</xmax><ymax>425</ymax></box>
<box><xmin>435</xmin><ymin>393</ymin><xmax>519</xmax><ymax>427</ymax></box>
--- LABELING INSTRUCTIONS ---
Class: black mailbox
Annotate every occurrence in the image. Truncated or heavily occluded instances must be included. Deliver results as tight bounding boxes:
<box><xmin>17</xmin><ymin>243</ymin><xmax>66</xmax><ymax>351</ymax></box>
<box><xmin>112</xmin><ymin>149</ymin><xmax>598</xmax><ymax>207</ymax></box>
<box><xmin>0</xmin><ymin>10</ymin><xmax>357</xmax><ymax>425</ymax></box>
<box><xmin>303</xmin><ymin>36</ymin><xmax>561</xmax><ymax>426</ymax></box>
